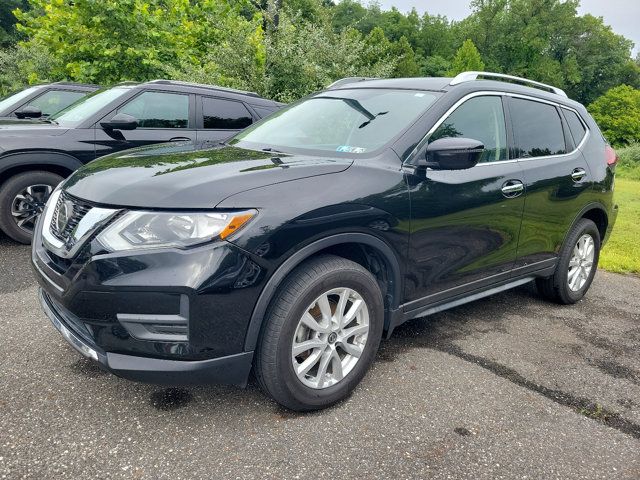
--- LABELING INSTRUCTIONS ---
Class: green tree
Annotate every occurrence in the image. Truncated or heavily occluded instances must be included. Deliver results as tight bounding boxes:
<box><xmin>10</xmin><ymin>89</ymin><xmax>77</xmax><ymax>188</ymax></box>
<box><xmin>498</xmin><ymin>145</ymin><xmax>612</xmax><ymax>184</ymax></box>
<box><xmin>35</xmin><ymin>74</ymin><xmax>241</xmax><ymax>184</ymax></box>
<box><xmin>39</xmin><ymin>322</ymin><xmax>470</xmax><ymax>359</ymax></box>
<box><xmin>393</xmin><ymin>36</ymin><xmax>420</xmax><ymax>77</ymax></box>
<box><xmin>448</xmin><ymin>39</ymin><xmax>484</xmax><ymax>75</ymax></box>
<box><xmin>588</xmin><ymin>85</ymin><xmax>640</xmax><ymax>147</ymax></box>
<box><xmin>0</xmin><ymin>0</ymin><xmax>28</xmax><ymax>47</ymax></box>
<box><xmin>14</xmin><ymin>0</ymin><xmax>255</xmax><ymax>85</ymax></box>
<box><xmin>0</xmin><ymin>43</ymin><xmax>62</xmax><ymax>95</ymax></box>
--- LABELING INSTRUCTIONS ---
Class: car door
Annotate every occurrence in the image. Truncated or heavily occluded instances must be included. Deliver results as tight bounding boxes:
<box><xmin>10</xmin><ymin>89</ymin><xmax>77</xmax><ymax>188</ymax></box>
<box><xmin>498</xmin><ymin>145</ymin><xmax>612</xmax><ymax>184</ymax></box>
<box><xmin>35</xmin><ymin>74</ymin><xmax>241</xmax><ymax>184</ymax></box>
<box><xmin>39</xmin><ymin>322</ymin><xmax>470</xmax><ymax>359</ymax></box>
<box><xmin>404</xmin><ymin>94</ymin><xmax>525</xmax><ymax>308</ymax></box>
<box><xmin>93</xmin><ymin>90</ymin><xmax>196</xmax><ymax>158</ymax></box>
<box><xmin>195</xmin><ymin>96</ymin><xmax>255</xmax><ymax>143</ymax></box>
<box><xmin>507</xmin><ymin>96</ymin><xmax>593</xmax><ymax>272</ymax></box>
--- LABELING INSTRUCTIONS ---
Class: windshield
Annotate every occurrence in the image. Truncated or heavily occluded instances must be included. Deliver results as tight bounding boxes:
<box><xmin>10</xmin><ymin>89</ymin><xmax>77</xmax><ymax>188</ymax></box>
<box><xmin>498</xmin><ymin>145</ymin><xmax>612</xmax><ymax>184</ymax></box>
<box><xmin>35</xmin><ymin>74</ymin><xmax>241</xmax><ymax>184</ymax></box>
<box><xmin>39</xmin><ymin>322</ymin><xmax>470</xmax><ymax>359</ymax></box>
<box><xmin>0</xmin><ymin>86</ymin><xmax>39</xmax><ymax>113</ymax></box>
<box><xmin>51</xmin><ymin>87</ymin><xmax>131</xmax><ymax>127</ymax></box>
<box><xmin>232</xmin><ymin>89</ymin><xmax>440</xmax><ymax>155</ymax></box>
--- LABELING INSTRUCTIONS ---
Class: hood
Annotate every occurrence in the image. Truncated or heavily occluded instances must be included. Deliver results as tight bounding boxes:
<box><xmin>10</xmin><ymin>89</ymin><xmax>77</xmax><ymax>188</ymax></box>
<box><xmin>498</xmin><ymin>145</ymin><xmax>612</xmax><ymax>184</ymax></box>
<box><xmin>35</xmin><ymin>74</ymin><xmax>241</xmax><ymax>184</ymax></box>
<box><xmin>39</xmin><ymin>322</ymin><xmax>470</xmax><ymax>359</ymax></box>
<box><xmin>64</xmin><ymin>141</ymin><xmax>353</xmax><ymax>208</ymax></box>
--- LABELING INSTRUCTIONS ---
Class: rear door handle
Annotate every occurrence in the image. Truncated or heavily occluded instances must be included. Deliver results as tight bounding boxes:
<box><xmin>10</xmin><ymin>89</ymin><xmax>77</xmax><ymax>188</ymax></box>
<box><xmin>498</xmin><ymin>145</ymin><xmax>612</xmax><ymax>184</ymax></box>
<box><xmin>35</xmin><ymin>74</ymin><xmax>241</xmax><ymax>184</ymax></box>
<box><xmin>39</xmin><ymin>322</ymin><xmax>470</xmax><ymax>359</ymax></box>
<box><xmin>170</xmin><ymin>137</ymin><xmax>192</xmax><ymax>142</ymax></box>
<box><xmin>501</xmin><ymin>180</ymin><xmax>524</xmax><ymax>198</ymax></box>
<box><xmin>571</xmin><ymin>168</ymin><xmax>587</xmax><ymax>182</ymax></box>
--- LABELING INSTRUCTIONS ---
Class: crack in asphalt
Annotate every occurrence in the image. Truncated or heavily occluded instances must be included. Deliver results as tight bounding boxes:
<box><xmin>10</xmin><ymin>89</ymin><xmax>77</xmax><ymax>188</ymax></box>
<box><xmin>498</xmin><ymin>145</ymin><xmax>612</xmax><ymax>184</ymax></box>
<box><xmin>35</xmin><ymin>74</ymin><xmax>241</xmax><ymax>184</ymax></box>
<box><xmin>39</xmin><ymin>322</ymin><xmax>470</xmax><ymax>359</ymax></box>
<box><xmin>432</xmin><ymin>343</ymin><xmax>640</xmax><ymax>440</ymax></box>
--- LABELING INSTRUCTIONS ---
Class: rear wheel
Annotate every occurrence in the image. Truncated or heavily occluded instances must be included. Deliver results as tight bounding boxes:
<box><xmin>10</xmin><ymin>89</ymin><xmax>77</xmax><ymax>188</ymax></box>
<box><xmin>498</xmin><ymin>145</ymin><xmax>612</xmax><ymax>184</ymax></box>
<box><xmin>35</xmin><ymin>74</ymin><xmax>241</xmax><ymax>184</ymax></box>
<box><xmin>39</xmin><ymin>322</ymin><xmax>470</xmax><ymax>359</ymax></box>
<box><xmin>536</xmin><ymin>218</ymin><xmax>600</xmax><ymax>304</ymax></box>
<box><xmin>0</xmin><ymin>171</ymin><xmax>63</xmax><ymax>244</ymax></box>
<box><xmin>254</xmin><ymin>255</ymin><xmax>384</xmax><ymax>411</ymax></box>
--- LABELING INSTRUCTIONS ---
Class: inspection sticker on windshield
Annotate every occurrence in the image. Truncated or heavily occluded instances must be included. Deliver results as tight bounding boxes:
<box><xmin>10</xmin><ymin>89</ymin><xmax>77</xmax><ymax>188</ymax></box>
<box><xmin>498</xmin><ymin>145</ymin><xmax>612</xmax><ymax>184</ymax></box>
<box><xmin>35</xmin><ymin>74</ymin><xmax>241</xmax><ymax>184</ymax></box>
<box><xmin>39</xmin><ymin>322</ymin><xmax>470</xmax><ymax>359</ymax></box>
<box><xmin>336</xmin><ymin>146</ymin><xmax>367</xmax><ymax>153</ymax></box>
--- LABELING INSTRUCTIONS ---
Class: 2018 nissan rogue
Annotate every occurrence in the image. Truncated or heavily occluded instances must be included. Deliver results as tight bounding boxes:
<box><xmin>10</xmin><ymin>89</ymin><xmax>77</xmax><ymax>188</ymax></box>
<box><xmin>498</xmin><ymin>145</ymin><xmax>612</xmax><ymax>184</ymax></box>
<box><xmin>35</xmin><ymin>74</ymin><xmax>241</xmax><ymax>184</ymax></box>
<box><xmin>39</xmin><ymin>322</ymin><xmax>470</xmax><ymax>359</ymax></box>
<box><xmin>32</xmin><ymin>72</ymin><xmax>618</xmax><ymax>411</ymax></box>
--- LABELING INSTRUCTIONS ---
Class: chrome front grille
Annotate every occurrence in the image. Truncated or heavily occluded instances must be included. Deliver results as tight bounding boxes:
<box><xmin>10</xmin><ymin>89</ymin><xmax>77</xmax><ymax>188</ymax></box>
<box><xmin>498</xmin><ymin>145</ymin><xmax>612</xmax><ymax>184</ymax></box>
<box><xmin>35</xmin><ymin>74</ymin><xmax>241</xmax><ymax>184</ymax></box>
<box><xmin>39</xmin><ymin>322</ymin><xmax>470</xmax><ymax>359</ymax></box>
<box><xmin>50</xmin><ymin>191</ymin><xmax>92</xmax><ymax>243</ymax></box>
<box><xmin>42</xmin><ymin>189</ymin><xmax>119</xmax><ymax>259</ymax></box>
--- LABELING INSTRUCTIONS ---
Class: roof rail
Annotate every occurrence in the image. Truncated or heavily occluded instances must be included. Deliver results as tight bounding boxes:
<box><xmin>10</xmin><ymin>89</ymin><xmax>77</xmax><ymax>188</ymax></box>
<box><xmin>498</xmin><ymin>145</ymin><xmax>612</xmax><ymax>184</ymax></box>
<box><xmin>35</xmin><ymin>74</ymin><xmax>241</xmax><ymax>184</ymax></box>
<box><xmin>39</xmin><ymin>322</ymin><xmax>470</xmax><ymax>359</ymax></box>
<box><xmin>449</xmin><ymin>71</ymin><xmax>567</xmax><ymax>97</ymax></box>
<box><xmin>327</xmin><ymin>77</ymin><xmax>378</xmax><ymax>89</ymax></box>
<box><xmin>147</xmin><ymin>79</ymin><xmax>260</xmax><ymax>97</ymax></box>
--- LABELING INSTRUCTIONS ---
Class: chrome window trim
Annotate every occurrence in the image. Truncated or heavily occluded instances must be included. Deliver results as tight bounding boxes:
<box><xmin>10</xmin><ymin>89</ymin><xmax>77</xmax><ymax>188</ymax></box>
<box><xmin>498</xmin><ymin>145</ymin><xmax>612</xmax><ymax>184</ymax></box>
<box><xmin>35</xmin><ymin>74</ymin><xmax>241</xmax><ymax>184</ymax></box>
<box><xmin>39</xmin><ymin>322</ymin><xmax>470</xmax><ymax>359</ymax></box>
<box><xmin>404</xmin><ymin>90</ymin><xmax>590</xmax><ymax>166</ymax></box>
<box><xmin>560</xmin><ymin>106</ymin><xmax>589</xmax><ymax>146</ymax></box>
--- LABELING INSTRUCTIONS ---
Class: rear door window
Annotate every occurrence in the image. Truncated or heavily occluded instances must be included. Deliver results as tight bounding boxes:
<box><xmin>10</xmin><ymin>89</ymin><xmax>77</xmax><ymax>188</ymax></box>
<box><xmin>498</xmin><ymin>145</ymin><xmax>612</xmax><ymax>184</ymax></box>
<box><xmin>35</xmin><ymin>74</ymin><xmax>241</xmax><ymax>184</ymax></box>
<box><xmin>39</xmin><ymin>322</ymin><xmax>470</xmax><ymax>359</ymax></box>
<box><xmin>202</xmin><ymin>97</ymin><xmax>253</xmax><ymax>129</ymax></box>
<box><xmin>510</xmin><ymin>98</ymin><xmax>566</xmax><ymax>158</ymax></box>
<box><xmin>562</xmin><ymin>108</ymin><xmax>587</xmax><ymax>146</ymax></box>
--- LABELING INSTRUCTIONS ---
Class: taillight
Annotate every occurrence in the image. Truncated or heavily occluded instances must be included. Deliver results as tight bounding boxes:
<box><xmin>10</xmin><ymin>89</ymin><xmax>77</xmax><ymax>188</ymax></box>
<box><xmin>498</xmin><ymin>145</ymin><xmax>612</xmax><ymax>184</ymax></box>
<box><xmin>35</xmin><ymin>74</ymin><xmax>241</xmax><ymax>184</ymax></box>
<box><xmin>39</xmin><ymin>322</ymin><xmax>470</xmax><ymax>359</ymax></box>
<box><xmin>605</xmin><ymin>145</ymin><xmax>618</xmax><ymax>166</ymax></box>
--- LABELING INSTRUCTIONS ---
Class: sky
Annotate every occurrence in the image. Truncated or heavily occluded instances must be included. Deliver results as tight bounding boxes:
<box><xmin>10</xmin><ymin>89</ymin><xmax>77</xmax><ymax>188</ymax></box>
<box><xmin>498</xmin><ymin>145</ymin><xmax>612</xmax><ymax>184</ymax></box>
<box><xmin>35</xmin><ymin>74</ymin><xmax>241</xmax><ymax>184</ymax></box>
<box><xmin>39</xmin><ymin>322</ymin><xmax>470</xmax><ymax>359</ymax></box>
<box><xmin>376</xmin><ymin>0</ymin><xmax>639</xmax><ymax>56</ymax></box>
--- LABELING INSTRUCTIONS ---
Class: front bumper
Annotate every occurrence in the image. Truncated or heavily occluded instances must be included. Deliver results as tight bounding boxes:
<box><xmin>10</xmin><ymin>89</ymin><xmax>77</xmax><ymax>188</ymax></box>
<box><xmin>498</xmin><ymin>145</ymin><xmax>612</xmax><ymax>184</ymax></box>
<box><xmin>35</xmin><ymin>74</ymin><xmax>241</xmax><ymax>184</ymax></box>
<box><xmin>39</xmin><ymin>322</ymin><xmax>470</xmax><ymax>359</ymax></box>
<box><xmin>40</xmin><ymin>288</ymin><xmax>254</xmax><ymax>386</ymax></box>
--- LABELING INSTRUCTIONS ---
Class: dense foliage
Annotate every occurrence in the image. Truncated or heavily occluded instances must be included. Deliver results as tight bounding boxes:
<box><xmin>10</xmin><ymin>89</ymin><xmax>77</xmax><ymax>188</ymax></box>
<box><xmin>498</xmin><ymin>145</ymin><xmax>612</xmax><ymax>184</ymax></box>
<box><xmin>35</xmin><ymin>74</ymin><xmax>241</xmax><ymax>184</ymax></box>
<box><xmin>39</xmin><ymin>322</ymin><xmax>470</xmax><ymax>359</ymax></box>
<box><xmin>0</xmin><ymin>0</ymin><xmax>638</xmax><ymax>119</ymax></box>
<box><xmin>588</xmin><ymin>85</ymin><xmax>640</xmax><ymax>147</ymax></box>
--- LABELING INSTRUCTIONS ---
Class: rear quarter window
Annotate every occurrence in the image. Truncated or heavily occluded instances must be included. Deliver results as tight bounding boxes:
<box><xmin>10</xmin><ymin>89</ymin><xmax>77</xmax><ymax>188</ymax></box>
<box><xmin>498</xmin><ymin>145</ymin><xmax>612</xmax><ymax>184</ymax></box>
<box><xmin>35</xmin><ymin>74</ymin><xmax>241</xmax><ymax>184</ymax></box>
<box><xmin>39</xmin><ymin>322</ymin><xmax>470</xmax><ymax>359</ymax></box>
<box><xmin>562</xmin><ymin>108</ymin><xmax>587</xmax><ymax>146</ymax></box>
<box><xmin>510</xmin><ymin>98</ymin><xmax>567</xmax><ymax>158</ymax></box>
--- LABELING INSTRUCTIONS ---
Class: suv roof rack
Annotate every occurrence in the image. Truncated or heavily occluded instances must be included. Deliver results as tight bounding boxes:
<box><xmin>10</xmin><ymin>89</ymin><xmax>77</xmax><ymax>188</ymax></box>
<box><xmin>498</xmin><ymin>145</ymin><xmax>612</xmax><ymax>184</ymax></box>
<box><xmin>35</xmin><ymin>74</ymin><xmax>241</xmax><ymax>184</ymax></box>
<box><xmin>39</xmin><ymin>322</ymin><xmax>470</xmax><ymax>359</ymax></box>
<box><xmin>449</xmin><ymin>71</ymin><xmax>567</xmax><ymax>97</ymax></box>
<box><xmin>327</xmin><ymin>77</ymin><xmax>378</xmax><ymax>89</ymax></box>
<box><xmin>147</xmin><ymin>79</ymin><xmax>260</xmax><ymax>97</ymax></box>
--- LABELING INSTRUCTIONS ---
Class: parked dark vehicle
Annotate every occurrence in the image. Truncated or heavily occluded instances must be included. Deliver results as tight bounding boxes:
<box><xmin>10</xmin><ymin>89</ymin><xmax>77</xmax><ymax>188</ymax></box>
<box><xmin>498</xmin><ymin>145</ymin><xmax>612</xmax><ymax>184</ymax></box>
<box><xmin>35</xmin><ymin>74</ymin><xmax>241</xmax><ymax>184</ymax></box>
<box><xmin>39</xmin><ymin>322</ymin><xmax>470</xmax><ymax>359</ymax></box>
<box><xmin>32</xmin><ymin>72</ymin><xmax>618</xmax><ymax>411</ymax></box>
<box><xmin>0</xmin><ymin>80</ymin><xmax>282</xmax><ymax>243</ymax></box>
<box><xmin>0</xmin><ymin>82</ymin><xmax>99</xmax><ymax>120</ymax></box>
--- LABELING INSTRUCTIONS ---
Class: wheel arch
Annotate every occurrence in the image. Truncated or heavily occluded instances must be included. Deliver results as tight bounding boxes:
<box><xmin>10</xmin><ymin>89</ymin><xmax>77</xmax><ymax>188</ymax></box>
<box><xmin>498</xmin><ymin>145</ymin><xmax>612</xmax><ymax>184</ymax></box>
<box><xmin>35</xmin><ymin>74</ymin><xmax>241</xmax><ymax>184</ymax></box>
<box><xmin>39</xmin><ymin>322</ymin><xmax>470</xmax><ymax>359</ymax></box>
<box><xmin>0</xmin><ymin>152</ymin><xmax>82</xmax><ymax>185</ymax></box>
<box><xmin>568</xmin><ymin>202</ymin><xmax>608</xmax><ymax>244</ymax></box>
<box><xmin>243</xmin><ymin>233</ymin><xmax>403</xmax><ymax>352</ymax></box>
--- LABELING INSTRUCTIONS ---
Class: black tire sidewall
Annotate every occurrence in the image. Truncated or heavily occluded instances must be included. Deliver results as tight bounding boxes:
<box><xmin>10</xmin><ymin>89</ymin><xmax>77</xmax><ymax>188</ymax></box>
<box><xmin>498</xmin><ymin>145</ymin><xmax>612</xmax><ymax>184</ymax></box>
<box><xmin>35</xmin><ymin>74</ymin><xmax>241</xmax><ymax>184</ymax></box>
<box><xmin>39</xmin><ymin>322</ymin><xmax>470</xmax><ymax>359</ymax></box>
<box><xmin>273</xmin><ymin>268</ymin><xmax>384</xmax><ymax>410</ymax></box>
<box><xmin>556</xmin><ymin>219</ymin><xmax>600</xmax><ymax>303</ymax></box>
<box><xmin>0</xmin><ymin>171</ymin><xmax>63</xmax><ymax>244</ymax></box>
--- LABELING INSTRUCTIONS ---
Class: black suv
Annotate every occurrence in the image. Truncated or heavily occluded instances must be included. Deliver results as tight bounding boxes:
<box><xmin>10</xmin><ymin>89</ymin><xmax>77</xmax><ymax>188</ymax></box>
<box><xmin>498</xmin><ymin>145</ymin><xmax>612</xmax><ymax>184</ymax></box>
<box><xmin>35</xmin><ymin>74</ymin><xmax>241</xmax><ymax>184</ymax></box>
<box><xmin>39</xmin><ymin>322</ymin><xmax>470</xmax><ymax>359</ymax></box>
<box><xmin>0</xmin><ymin>80</ymin><xmax>282</xmax><ymax>243</ymax></box>
<box><xmin>0</xmin><ymin>82</ymin><xmax>99</xmax><ymax>119</ymax></box>
<box><xmin>32</xmin><ymin>72</ymin><xmax>618</xmax><ymax>411</ymax></box>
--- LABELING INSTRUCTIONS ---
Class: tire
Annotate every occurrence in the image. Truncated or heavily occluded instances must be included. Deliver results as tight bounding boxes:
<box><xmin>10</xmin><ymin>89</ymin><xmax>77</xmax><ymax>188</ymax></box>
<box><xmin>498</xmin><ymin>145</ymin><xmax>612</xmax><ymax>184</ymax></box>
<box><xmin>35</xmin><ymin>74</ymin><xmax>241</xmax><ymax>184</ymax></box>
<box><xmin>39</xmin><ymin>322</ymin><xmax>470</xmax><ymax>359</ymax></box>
<box><xmin>0</xmin><ymin>171</ymin><xmax>63</xmax><ymax>244</ymax></box>
<box><xmin>536</xmin><ymin>218</ymin><xmax>600</xmax><ymax>305</ymax></box>
<box><xmin>254</xmin><ymin>254</ymin><xmax>384</xmax><ymax>411</ymax></box>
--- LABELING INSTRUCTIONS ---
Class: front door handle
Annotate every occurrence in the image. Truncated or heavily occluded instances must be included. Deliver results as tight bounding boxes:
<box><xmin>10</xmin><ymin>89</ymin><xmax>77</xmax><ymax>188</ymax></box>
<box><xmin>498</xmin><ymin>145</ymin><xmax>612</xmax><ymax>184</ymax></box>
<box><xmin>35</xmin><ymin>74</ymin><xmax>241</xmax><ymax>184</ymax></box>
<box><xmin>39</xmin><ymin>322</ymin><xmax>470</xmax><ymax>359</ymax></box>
<box><xmin>571</xmin><ymin>168</ymin><xmax>587</xmax><ymax>182</ymax></box>
<box><xmin>501</xmin><ymin>180</ymin><xmax>524</xmax><ymax>198</ymax></box>
<box><xmin>170</xmin><ymin>137</ymin><xmax>192</xmax><ymax>142</ymax></box>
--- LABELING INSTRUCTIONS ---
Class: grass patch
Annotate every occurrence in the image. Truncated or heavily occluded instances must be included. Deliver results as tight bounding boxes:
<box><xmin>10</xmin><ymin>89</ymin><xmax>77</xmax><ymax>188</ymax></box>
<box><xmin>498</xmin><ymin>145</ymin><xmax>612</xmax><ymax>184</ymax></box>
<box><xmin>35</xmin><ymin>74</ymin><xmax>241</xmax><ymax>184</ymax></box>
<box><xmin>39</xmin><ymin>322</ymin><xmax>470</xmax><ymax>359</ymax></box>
<box><xmin>616</xmin><ymin>143</ymin><xmax>640</xmax><ymax>181</ymax></box>
<box><xmin>599</xmin><ymin>177</ymin><xmax>640</xmax><ymax>275</ymax></box>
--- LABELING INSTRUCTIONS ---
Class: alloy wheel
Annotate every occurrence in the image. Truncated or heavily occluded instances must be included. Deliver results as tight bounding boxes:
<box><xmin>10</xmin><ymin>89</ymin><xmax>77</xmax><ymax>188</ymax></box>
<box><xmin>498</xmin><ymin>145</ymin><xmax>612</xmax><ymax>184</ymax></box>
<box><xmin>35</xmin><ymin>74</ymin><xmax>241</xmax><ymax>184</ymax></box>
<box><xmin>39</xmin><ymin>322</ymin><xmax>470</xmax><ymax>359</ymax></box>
<box><xmin>291</xmin><ymin>287</ymin><xmax>370</xmax><ymax>389</ymax></box>
<box><xmin>567</xmin><ymin>233</ymin><xmax>595</xmax><ymax>291</ymax></box>
<box><xmin>10</xmin><ymin>184</ymin><xmax>53</xmax><ymax>234</ymax></box>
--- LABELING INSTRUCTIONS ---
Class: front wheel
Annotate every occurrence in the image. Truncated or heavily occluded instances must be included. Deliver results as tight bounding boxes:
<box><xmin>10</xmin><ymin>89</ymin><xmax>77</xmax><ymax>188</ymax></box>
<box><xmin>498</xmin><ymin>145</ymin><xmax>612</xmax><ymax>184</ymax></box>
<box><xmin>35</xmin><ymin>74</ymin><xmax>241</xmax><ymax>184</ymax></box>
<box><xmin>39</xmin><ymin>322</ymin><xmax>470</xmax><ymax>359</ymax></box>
<box><xmin>0</xmin><ymin>171</ymin><xmax>63</xmax><ymax>244</ymax></box>
<box><xmin>536</xmin><ymin>218</ymin><xmax>600</xmax><ymax>304</ymax></box>
<box><xmin>254</xmin><ymin>255</ymin><xmax>384</xmax><ymax>411</ymax></box>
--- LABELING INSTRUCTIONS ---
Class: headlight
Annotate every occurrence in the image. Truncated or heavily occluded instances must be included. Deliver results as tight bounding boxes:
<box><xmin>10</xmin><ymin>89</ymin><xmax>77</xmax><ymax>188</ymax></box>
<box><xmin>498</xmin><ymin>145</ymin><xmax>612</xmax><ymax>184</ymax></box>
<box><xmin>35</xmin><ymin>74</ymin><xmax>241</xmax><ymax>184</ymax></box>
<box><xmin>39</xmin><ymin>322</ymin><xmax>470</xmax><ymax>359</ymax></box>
<box><xmin>97</xmin><ymin>210</ymin><xmax>256</xmax><ymax>252</ymax></box>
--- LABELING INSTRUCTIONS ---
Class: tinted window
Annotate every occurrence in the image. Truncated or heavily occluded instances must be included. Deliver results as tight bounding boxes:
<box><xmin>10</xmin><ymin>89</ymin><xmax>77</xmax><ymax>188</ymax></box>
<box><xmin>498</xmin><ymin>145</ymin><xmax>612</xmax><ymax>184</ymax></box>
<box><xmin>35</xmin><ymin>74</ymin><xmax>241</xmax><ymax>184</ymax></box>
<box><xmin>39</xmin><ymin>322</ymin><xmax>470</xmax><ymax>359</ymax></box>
<box><xmin>511</xmin><ymin>98</ymin><xmax>566</xmax><ymax>158</ymax></box>
<box><xmin>563</xmin><ymin>108</ymin><xmax>587</xmax><ymax>145</ymax></box>
<box><xmin>252</xmin><ymin>105</ymin><xmax>277</xmax><ymax>119</ymax></box>
<box><xmin>119</xmin><ymin>91</ymin><xmax>189</xmax><ymax>128</ymax></box>
<box><xmin>234</xmin><ymin>89</ymin><xmax>439</xmax><ymax>155</ymax></box>
<box><xmin>202</xmin><ymin>97</ymin><xmax>252</xmax><ymax>129</ymax></box>
<box><xmin>430</xmin><ymin>96</ymin><xmax>508</xmax><ymax>163</ymax></box>
<box><xmin>52</xmin><ymin>87</ymin><xmax>131</xmax><ymax>128</ymax></box>
<box><xmin>27</xmin><ymin>90</ymin><xmax>86</xmax><ymax>116</ymax></box>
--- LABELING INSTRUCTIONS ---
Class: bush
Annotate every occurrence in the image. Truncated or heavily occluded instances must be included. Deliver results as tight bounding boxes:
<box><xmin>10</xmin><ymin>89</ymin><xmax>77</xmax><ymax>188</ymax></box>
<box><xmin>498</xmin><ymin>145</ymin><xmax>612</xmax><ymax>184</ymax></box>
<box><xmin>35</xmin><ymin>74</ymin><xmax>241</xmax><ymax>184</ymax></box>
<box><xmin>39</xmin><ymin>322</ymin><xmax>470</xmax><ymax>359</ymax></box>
<box><xmin>0</xmin><ymin>43</ymin><xmax>62</xmax><ymax>96</ymax></box>
<box><xmin>588</xmin><ymin>85</ymin><xmax>640</xmax><ymax>147</ymax></box>
<box><xmin>616</xmin><ymin>143</ymin><xmax>640</xmax><ymax>181</ymax></box>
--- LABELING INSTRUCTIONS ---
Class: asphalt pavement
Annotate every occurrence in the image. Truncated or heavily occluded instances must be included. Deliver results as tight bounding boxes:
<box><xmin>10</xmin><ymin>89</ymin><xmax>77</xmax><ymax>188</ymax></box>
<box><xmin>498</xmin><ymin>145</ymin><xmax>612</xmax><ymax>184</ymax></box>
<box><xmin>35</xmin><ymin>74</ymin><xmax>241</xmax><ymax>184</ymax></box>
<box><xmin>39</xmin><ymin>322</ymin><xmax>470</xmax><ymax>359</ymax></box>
<box><xmin>1</xmin><ymin>232</ymin><xmax>639</xmax><ymax>479</ymax></box>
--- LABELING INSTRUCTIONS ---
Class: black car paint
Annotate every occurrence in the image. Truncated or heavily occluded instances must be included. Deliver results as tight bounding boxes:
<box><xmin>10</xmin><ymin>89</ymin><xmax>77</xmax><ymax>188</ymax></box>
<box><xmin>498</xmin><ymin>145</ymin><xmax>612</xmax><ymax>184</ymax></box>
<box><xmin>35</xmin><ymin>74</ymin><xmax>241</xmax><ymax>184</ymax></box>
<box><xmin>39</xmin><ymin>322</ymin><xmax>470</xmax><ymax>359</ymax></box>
<box><xmin>0</xmin><ymin>81</ymin><xmax>282</xmax><ymax>180</ymax></box>
<box><xmin>32</xmin><ymin>78</ymin><xmax>617</xmax><ymax>387</ymax></box>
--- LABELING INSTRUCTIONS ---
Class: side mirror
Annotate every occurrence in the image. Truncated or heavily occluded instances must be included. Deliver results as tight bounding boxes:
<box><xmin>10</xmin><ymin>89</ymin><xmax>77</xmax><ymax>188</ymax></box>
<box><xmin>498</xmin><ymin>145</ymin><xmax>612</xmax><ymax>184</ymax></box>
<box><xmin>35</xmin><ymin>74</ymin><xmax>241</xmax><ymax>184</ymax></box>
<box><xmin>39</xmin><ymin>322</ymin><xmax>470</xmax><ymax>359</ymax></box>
<box><xmin>100</xmin><ymin>113</ymin><xmax>138</xmax><ymax>131</ymax></box>
<box><xmin>421</xmin><ymin>137</ymin><xmax>484</xmax><ymax>170</ymax></box>
<box><xmin>15</xmin><ymin>106</ymin><xmax>43</xmax><ymax>119</ymax></box>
